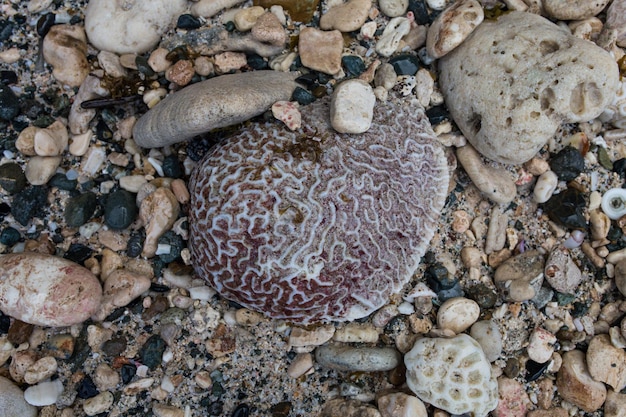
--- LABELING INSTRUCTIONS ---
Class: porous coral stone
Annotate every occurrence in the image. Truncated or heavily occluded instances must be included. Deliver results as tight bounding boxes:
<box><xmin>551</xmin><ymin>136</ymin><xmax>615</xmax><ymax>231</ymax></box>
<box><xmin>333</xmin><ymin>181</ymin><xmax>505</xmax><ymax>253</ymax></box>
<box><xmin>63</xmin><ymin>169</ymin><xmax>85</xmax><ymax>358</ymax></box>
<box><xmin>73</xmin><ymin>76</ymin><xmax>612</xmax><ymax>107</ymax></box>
<box><xmin>189</xmin><ymin>97</ymin><xmax>448</xmax><ymax>322</ymax></box>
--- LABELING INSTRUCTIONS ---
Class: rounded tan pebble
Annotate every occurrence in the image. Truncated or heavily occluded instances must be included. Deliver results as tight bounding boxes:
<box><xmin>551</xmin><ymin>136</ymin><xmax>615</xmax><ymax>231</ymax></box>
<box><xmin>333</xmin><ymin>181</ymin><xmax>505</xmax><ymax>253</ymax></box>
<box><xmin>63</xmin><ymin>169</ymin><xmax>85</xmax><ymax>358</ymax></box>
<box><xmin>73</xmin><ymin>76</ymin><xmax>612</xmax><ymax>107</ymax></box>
<box><xmin>24</xmin><ymin>357</ymin><xmax>57</xmax><ymax>385</ymax></box>
<box><xmin>320</xmin><ymin>398</ymin><xmax>381</xmax><ymax>417</ymax></box>
<box><xmin>557</xmin><ymin>349</ymin><xmax>607</xmax><ymax>412</ymax></box>
<box><xmin>148</xmin><ymin>48</ymin><xmax>172</xmax><ymax>73</ymax></box>
<box><xmin>69</xmin><ymin>131</ymin><xmax>92</xmax><ymax>156</ymax></box>
<box><xmin>0</xmin><ymin>253</ymin><xmax>102</xmax><ymax>327</ymax></box>
<box><xmin>87</xmin><ymin>325</ymin><xmax>114</xmax><ymax>351</ymax></box>
<box><xmin>452</xmin><ymin>210</ymin><xmax>472</xmax><ymax>233</ymax></box>
<box><xmin>83</xmin><ymin>391</ymin><xmax>113</xmax><ymax>416</ymax></box>
<box><xmin>374</xmin><ymin>63</ymin><xmax>397</xmax><ymax>90</ymax></box>
<box><xmin>34</xmin><ymin>120</ymin><xmax>68</xmax><ymax>156</ymax></box>
<box><xmin>10</xmin><ymin>351</ymin><xmax>37</xmax><ymax>383</ymax></box>
<box><xmin>379</xmin><ymin>0</ymin><xmax>409</xmax><ymax>17</ymax></box>
<box><xmin>152</xmin><ymin>403</ymin><xmax>184</xmax><ymax>417</ymax></box>
<box><xmin>377</xmin><ymin>392</ymin><xmax>427</xmax><ymax>417</ymax></box>
<box><xmin>543</xmin><ymin>0</ymin><xmax>610</xmax><ymax>20</ymax></box>
<box><xmin>93</xmin><ymin>363</ymin><xmax>120</xmax><ymax>391</ymax></box>
<box><xmin>234</xmin><ymin>308</ymin><xmax>264</xmax><ymax>325</ymax></box>
<box><xmin>485</xmin><ymin>206</ymin><xmax>508</xmax><ymax>255</ymax></box>
<box><xmin>587</xmin><ymin>334</ymin><xmax>626</xmax><ymax>391</ymax></box>
<box><xmin>456</xmin><ymin>145</ymin><xmax>516</xmax><ymax>203</ymax></box>
<box><xmin>605</xmin><ymin>389</ymin><xmax>626</xmax><ymax>417</ymax></box>
<box><xmin>193</xmin><ymin>56</ymin><xmax>214</xmax><ymax>77</ymax></box>
<box><xmin>170</xmin><ymin>179</ymin><xmax>190</xmax><ymax>205</ymax></box>
<box><xmin>494</xmin><ymin>249</ymin><xmax>545</xmax><ymax>302</ymax></box>
<box><xmin>97</xmin><ymin>50</ymin><xmax>126</xmax><ymax>78</ymax></box>
<box><xmin>527</xmin><ymin>327</ymin><xmax>556</xmax><ymax>364</ymax></box>
<box><xmin>25</xmin><ymin>156</ymin><xmax>62</xmax><ymax>185</ymax></box>
<box><xmin>43</xmin><ymin>25</ymin><xmax>89</xmax><ymax>87</ymax></box>
<box><xmin>251</xmin><ymin>12</ymin><xmax>286</xmax><ymax>46</ymax></box>
<box><xmin>194</xmin><ymin>371</ymin><xmax>213</xmax><ymax>389</ymax></box>
<box><xmin>165</xmin><ymin>60</ymin><xmax>194</xmax><ymax>86</ymax></box>
<box><xmin>330</xmin><ymin>79</ymin><xmax>376</xmax><ymax>133</ymax></box>
<box><xmin>320</xmin><ymin>0</ymin><xmax>372</xmax><ymax>32</ymax></box>
<box><xmin>315</xmin><ymin>344</ymin><xmax>401</xmax><ymax>371</ymax></box>
<box><xmin>16</xmin><ymin>126</ymin><xmax>37</xmax><ymax>156</ymax></box>
<box><xmin>524</xmin><ymin>157</ymin><xmax>550</xmax><ymax>176</ymax></box>
<box><xmin>426</xmin><ymin>0</ymin><xmax>484</xmax><ymax>59</ymax></box>
<box><xmin>614</xmin><ymin>259</ymin><xmax>626</xmax><ymax>296</ymax></box>
<box><xmin>287</xmin><ymin>352</ymin><xmax>314</xmax><ymax>378</ymax></box>
<box><xmin>333</xmin><ymin>322</ymin><xmax>379</xmax><ymax>343</ymax></box>
<box><xmin>288</xmin><ymin>325</ymin><xmax>335</xmax><ymax>348</ymax></box>
<box><xmin>190</xmin><ymin>0</ymin><xmax>245</xmax><ymax>18</ymax></box>
<box><xmin>461</xmin><ymin>246</ymin><xmax>482</xmax><ymax>268</ymax></box>
<box><xmin>69</xmin><ymin>75</ymin><xmax>109</xmax><ymax>135</ymax></box>
<box><xmin>299</xmin><ymin>27</ymin><xmax>343</xmax><ymax>75</ymax></box>
<box><xmin>437</xmin><ymin>297</ymin><xmax>479</xmax><ymax>334</ymax></box>
<box><xmin>93</xmin><ymin>269</ymin><xmax>152</xmax><ymax>321</ymax></box>
<box><xmin>470</xmin><ymin>320</ymin><xmax>502</xmax><ymax>362</ymax></box>
<box><xmin>590</xmin><ymin>208</ymin><xmax>611</xmax><ymax>242</ymax></box>
<box><xmin>533</xmin><ymin>170</ymin><xmax>558</xmax><ymax>203</ymax></box>
<box><xmin>234</xmin><ymin>6</ymin><xmax>265</xmax><ymax>31</ymax></box>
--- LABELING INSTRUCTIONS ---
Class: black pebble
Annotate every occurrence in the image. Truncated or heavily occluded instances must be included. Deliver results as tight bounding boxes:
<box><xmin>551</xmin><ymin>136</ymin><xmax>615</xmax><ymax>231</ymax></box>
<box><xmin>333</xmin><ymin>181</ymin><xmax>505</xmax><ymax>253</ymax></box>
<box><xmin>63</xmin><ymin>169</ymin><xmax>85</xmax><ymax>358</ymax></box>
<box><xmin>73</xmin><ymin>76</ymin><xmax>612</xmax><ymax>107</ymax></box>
<box><xmin>126</xmin><ymin>230</ymin><xmax>145</xmax><ymax>257</ymax></box>
<box><xmin>543</xmin><ymin>187</ymin><xmax>587</xmax><ymax>230</ymax></box>
<box><xmin>550</xmin><ymin>147</ymin><xmax>585</xmax><ymax>181</ymax></box>
<box><xmin>63</xmin><ymin>243</ymin><xmax>93</xmax><ymax>265</ymax></box>
<box><xmin>342</xmin><ymin>55</ymin><xmax>366</xmax><ymax>77</ymax></box>
<box><xmin>0</xmin><ymin>162</ymin><xmax>26</xmax><ymax>194</ymax></box>
<box><xmin>0</xmin><ymin>312</ymin><xmax>10</xmax><ymax>334</ymax></box>
<box><xmin>177</xmin><ymin>13</ymin><xmax>202</xmax><ymax>29</ymax></box>
<box><xmin>0</xmin><ymin>83</ymin><xmax>20</xmax><ymax>121</ymax></box>
<box><xmin>232</xmin><ymin>403</ymin><xmax>250</xmax><ymax>417</ymax></box>
<box><xmin>162</xmin><ymin>154</ymin><xmax>184</xmax><ymax>178</ymax></box>
<box><xmin>48</xmin><ymin>173</ymin><xmax>78</xmax><ymax>191</ymax></box>
<box><xmin>157</xmin><ymin>231</ymin><xmax>184</xmax><ymax>263</ymax></box>
<box><xmin>0</xmin><ymin>70</ymin><xmax>17</xmax><ymax>85</ymax></box>
<box><xmin>425</xmin><ymin>263</ymin><xmax>454</xmax><ymax>291</ymax></box>
<box><xmin>612</xmin><ymin>158</ymin><xmax>626</xmax><ymax>177</ymax></box>
<box><xmin>246</xmin><ymin>53</ymin><xmax>269</xmax><ymax>70</ymax></box>
<box><xmin>121</xmin><ymin>363</ymin><xmax>136</xmax><ymax>384</ymax></box>
<box><xmin>12</xmin><ymin>185</ymin><xmax>48</xmax><ymax>226</ymax></box>
<box><xmin>0</xmin><ymin>226</ymin><xmax>20</xmax><ymax>246</ymax></box>
<box><xmin>466</xmin><ymin>283</ymin><xmax>498</xmax><ymax>309</ymax></box>
<box><xmin>139</xmin><ymin>335</ymin><xmax>166</xmax><ymax>370</ymax></box>
<box><xmin>65</xmin><ymin>191</ymin><xmax>98</xmax><ymax>227</ymax></box>
<box><xmin>104</xmin><ymin>189</ymin><xmax>137</xmax><ymax>230</ymax></box>
<box><xmin>101</xmin><ymin>336</ymin><xmax>128</xmax><ymax>357</ymax></box>
<box><xmin>408</xmin><ymin>0</ymin><xmax>430</xmax><ymax>25</ymax></box>
<box><xmin>425</xmin><ymin>105</ymin><xmax>450</xmax><ymax>125</ymax></box>
<box><xmin>389</xmin><ymin>54</ymin><xmax>420</xmax><ymax>76</ymax></box>
<box><xmin>76</xmin><ymin>375</ymin><xmax>99</xmax><ymax>399</ymax></box>
<box><xmin>0</xmin><ymin>20</ymin><xmax>15</xmax><ymax>42</ymax></box>
<box><xmin>525</xmin><ymin>359</ymin><xmax>550</xmax><ymax>382</ymax></box>
<box><xmin>292</xmin><ymin>87</ymin><xmax>316</xmax><ymax>106</ymax></box>
<box><xmin>96</xmin><ymin>118</ymin><xmax>114</xmax><ymax>142</ymax></box>
<box><xmin>36</xmin><ymin>13</ymin><xmax>56</xmax><ymax>37</ymax></box>
<box><xmin>207</xmin><ymin>400</ymin><xmax>224</xmax><ymax>416</ymax></box>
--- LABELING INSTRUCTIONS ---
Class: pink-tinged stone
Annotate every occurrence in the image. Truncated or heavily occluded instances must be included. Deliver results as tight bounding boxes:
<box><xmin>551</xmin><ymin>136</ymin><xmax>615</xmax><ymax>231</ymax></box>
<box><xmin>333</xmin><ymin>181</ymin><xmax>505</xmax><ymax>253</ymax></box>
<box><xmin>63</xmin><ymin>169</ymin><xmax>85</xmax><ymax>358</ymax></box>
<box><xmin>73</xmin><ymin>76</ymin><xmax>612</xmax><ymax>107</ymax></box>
<box><xmin>0</xmin><ymin>253</ymin><xmax>102</xmax><ymax>327</ymax></box>
<box><xmin>272</xmin><ymin>101</ymin><xmax>302</xmax><ymax>131</ymax></box>
<box><xmin>493</xmin><ymin>376</ymin><xmax>531</xmax><ymax>417</ymax></box>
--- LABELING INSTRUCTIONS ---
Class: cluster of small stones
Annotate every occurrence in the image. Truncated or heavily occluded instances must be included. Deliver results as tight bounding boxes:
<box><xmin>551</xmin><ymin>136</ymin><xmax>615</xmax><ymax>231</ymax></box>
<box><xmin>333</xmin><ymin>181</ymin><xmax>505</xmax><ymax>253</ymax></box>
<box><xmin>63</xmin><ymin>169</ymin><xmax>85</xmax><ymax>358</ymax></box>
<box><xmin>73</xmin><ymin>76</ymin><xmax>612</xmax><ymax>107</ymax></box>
<box><xmin>0</xmin><ymin>0</ymin><xmax>626</xmax><ymax>416</ymax></box>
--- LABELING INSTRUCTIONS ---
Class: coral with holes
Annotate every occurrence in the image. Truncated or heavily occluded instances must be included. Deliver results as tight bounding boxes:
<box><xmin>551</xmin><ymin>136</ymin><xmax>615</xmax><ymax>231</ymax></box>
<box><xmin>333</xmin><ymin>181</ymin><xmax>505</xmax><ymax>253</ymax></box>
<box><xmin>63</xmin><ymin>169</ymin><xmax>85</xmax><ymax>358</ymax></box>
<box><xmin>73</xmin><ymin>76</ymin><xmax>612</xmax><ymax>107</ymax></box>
<box><xmin>439</xmin><ymin>11</ymin><xmax>619</xmax><ymax>165</ymax></box>
<box><xmin>404</xmin><ymin>334</ymin><xmax>498</xmax><ymax>417</ymax></box>
<box><xmin>189</xmin><ymin>96</ymin><xmax>449</xmax><ymax>323</ymax></box>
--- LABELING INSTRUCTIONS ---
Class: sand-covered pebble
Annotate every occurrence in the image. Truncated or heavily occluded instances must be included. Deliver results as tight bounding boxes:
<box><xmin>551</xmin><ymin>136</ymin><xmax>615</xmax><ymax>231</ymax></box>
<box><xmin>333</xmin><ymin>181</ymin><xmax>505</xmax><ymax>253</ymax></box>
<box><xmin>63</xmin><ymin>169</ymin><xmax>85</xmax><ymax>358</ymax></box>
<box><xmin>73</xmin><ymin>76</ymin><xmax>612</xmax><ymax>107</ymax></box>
<box><xmin>377</xmin><ymin>392</ymin><xmax>427</xmax><ymax>417</ymax></box>
<box><xmin>331</xmin><ymin>79</ymin><xmax>376</xmax><ymax>133</ymax></box>
<box><xmin>494</xmin><ymin>376</ymin><xmax>531</xmax><ymax>417</ymax></box>
<box><xmin>544</xmin><ymin>247</ymin><xmax>583</xmax><ymax>294</ymax></box>
<box><xmin>470</xmin><ymin>320</ymin><xmax>502</xmax><ymax>362</ymax></box>
<box><xmin>439</xmin><ymin>12</ymin><xmax>619</xmax><ymax>164</ymax></box>
<box><xmin>0</xmin><ymin>376</ymin><xmax>37</xmax><ymax>417</ymax></box>
<box><xmin>494</xmin><ymin>250</ymin><xmax>545</xmax><ymax>302</ymax></box>
<box><xmin>316</xmin><ymin>345</ymin><xmax>401</xmax><ymax>371</ymax></box>
<box><xmin>0</xmin><ymin>253</ymin><xmax>102</xmax><ymax>327</ymax></box>
<box><xmin>404</xmin><ymin>334</ymin><xmax>498</xmax><ymax>416</ymax></box>
<box><xmin>84</xmin><ymin>0</ymin><xmax>187</xmax><ymax>54</ymax></box>
<box><xmin>426</xmin><ymin>0</ymin><xmax>484</xmax><ymax>58</ymax></box>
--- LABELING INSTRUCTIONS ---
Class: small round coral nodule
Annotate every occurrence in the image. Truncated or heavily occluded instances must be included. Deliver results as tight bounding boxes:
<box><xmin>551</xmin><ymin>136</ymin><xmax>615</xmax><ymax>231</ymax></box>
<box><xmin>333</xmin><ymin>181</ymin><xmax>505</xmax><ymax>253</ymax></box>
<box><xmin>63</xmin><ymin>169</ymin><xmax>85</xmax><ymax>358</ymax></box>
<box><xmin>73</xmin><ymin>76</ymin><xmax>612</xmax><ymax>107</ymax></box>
<box><xmin>189</xmin><ymin>96</ymin><xmax>449</xmax><ymax>323</ymax></box>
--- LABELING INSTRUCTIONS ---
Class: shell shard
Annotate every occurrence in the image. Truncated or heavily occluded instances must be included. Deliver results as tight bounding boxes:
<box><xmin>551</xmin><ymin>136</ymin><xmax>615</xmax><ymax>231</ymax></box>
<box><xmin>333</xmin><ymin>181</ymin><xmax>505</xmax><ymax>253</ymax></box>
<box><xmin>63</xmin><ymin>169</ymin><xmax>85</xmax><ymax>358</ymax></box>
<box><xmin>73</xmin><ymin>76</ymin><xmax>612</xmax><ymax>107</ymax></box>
<box><xmin>189</xmin><ymin>97</ymin><xmax>449</xmax><ymax>323</ymax></box>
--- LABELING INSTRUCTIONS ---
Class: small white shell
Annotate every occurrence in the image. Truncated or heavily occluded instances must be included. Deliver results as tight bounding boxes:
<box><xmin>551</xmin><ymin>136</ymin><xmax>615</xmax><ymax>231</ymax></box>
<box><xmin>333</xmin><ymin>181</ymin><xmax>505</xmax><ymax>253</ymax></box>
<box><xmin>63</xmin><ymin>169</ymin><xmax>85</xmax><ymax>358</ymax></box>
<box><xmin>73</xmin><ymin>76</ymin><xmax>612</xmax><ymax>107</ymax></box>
<box><xmin>601</xmin><ymin>188</ymin><xmax>626</xmax><ymax>219</ymax></box>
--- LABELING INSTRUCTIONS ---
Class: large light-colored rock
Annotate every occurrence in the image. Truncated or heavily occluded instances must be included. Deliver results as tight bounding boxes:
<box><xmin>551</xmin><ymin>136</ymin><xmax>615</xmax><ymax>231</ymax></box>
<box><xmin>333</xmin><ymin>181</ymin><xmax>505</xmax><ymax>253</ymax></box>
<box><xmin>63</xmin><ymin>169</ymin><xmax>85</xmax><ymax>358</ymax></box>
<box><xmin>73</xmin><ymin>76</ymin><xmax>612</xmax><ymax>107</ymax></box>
<box><xmin>439</xmin><ymin>12</ymin><xmax>619</xmax><ymax>165</ymax></box>
<box><xmin>42</xmin><ymin>24</ymin><xmax>89</xmax><ymax>87</ymax></box>
<box><xmin>557</xmin><ymin>349</ymin><xmax>607</xmax><ymax>412</ymax></box>
<box><xmin>85</xmin><ymin>0</ymin><xmax>187</xmax><ymax>54</ymax></box>
<box><xmin>0</xmin><ymin>376</ymin><xmax>37</xmax><ymax>417</ymax></box>
<box><xmin>0</xmin><ymin>253</ymin><xmax>102</xmax><ymax>327</ymax></box>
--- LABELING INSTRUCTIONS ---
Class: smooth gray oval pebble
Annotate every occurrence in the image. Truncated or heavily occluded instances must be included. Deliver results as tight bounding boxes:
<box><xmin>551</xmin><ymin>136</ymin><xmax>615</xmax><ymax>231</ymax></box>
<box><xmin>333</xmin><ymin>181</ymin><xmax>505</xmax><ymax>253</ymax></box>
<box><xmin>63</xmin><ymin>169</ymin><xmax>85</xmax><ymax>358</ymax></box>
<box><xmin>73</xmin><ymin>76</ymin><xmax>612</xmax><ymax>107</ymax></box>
<box><xmin>315</xmin><ymin>344</ymin><xmax>401</xmax><ymax>371</ymax></box>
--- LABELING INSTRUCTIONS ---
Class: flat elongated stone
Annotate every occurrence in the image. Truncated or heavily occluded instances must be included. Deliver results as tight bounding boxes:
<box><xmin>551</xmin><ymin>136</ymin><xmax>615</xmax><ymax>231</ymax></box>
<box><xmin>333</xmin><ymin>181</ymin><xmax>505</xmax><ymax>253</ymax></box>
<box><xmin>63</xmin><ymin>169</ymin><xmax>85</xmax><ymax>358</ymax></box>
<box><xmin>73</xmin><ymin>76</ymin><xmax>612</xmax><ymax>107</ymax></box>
<box><xmin>133</xmin><ymin>71</ymin><xmax>299</xmax><ymax>148</ymax></box>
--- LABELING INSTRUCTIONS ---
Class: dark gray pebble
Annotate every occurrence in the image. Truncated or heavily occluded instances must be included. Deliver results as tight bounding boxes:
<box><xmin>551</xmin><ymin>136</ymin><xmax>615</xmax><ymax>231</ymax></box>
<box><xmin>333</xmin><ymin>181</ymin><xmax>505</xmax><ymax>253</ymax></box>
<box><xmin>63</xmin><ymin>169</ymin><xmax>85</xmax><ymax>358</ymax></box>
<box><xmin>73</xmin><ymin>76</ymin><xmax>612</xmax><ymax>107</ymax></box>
<box><xmin>0</xmin><ymin>162</ymin><xmax>25</xmax><ymax>194</ymax></box>
<box><xmin>64</xmin><ymin>191</ymin><xmax>97</xmax><ymax>227</ymax></box>
<box><xmin>12</xmin><ymin>185</ymin><xmax>48</xmax><ymax>225</ymax></box>
<box><xmin>139</xmin><ymin>334</ymin><xmax>166</xmax><ymax>370</ymax></box>
<box><xmin>104</xmin><ymin>189</ymin><xmax>137</xmax><ymax>230</ymax></box>
<box><xmin>0</xmin><ymin>83</ymin><xmax>20</xmax><ymax>121</ymax></box>
<box><xmin>0</xmin><ymin>226</ymin><xmax>20</xmax><ymax>246</ymax></box>
<box><xmin>550</xmin><ymin>147</ymin><xmax>584</xmax><ymax>181</ymax></box>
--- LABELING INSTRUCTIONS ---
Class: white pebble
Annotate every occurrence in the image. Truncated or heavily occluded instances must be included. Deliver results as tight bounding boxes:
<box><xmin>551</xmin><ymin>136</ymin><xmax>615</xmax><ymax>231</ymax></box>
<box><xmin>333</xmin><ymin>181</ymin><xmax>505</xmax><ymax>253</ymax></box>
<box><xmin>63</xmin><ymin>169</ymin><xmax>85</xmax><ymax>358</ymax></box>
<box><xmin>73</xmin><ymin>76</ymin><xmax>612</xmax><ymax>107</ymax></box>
<box><xmin>330</xmin><ymin>79</ymin><xmax>376</xmax><ymax>134</ymax></box>
<box><xmin>379</xmin><ymin>0</ymin><xmax>409</xmax><ymax>17</ymax></box>
<box><xmin>188</xmin><ymin>286</ymin><xmax>216</xmax><ymax>301</ymax></box>
<box><xmin>437</xmin><ymin>297</ymin><xmax>480</xmax><ymax>334</ymax></box>
<box><xmin>375</xmin><ymin>17</ymin><xmax>411</xmax><ymax>57</ymax></box>
<box><xmin>83</xmin><ymin>391</ymin><xmax>114</xmax><ymax>416</ymax></box>
<box><xmin>533</xmin><ymin>170</ymin><xmax>558</xmax><ymax>203</ymax></box>
<box><xmin>24</xmin><ymin>379</ymin><xmax>64</xmax><ymax>406</ymax></box>
<box><xmin>527</xmin><ymin>327</ymin><xmax>556</xmax><ymax>363</ymax></box>
<box><xmin>601</xmin><ymin>188</ymin><xmax>626</xmax><ymax>220</ymax></box>
<box><xmin>470</xmin><ymin>320</ymin><xmax>502</xmax><ymax>362</ymax></box>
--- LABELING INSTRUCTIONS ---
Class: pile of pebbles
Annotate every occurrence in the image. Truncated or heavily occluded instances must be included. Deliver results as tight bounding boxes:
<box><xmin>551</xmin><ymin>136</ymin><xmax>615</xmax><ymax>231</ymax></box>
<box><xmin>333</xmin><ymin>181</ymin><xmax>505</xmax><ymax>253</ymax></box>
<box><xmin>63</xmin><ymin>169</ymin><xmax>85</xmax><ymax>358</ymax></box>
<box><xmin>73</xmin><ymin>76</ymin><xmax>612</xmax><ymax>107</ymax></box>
<box><xmin>1</xmin><ymin>0</ymin><xmax>626</xmax><ymax>416</ymax></box>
